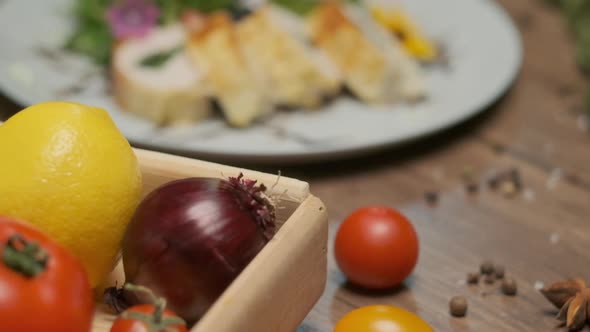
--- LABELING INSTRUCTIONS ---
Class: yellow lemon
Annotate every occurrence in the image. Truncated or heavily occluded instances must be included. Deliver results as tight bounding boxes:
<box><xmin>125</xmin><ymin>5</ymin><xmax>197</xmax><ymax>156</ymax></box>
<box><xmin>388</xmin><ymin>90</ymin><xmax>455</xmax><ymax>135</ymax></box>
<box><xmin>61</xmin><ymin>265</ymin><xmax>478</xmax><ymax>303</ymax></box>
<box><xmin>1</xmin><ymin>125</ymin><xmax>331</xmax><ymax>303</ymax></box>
<box><xmin>0</xmin><ymin>101</ymin><xmax>142</xmax><ymax>287</ymax></box>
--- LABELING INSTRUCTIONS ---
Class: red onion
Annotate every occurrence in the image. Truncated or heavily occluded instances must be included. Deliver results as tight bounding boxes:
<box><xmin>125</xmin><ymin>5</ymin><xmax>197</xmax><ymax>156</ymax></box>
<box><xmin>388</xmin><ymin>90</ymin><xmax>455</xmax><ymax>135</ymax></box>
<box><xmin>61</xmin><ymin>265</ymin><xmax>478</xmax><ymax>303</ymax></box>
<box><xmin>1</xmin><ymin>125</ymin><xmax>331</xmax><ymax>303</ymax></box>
<box><xmin>118</xmin><ymin>174</ymin><xmax>276</xmax><ymax>323</ymax></box>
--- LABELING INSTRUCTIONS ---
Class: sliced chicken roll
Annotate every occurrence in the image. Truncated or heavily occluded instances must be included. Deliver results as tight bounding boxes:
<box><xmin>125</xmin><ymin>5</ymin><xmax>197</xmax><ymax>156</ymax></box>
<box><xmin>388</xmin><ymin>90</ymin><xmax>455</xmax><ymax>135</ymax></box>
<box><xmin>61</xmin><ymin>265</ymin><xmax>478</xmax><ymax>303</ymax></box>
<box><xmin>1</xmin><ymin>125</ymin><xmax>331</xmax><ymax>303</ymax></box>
<box><xmin>344</xmin><ymin>3</ymin><xmax>426</xmax><ymax>101</ymax></box>
<box><xmin>236</xmin><ymin>5</ymin><xmax>342</xmax><ymax>109</ymax></box>
<box><xmin>185</xmin><ymin>12</ymin><xmax>272</xmax><ymax>128</ymax></box>
<box><xmin>307</xmin><ymin>3</ymin><xmax>426</xmax><ymax>104</ymax></box>
<box><xmin>112</xmin><ymin>24</ymin><xmax>211</xmax><ymax>126</ymax></box>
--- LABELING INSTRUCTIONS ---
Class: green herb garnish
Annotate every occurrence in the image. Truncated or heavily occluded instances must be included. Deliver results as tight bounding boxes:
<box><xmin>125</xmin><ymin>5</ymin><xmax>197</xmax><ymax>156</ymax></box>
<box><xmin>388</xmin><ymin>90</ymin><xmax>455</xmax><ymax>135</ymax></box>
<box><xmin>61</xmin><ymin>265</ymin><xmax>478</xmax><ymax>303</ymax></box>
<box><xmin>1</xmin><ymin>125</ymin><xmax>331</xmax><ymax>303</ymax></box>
<box><xmin>64</xmin><ymin>0</ymin><xmax>114</xmax><ymax>65</ymax></box>
<box><xmin>271</xmin><ymin>0</ymin><xmax>322</xmax><ymax>15</ymax></box>
<box><xmin>183</xmin><ymin>0</ymin><xmax>236</xmax><ymax>13</ymax></box>
<box><xmin>139</xmin><ymin>46</ymin><xmax>183</xmax><ymax>68</ymax></box>
<box><xmin>271</xmin><ymin>0</ymin><xmax>360</xmax><ymax>15</ymax></box>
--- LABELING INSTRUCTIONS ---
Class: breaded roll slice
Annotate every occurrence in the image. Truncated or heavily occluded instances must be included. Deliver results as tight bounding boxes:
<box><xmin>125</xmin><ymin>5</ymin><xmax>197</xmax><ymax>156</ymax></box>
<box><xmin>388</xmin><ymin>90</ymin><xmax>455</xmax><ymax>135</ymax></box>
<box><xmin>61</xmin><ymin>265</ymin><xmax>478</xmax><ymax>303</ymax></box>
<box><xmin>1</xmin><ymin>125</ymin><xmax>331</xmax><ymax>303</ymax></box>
<box><xmin>236</xmin><ymin>5</ymin><xmax>342</xmax><ymax>109</ymax></box>
<box><xmin>112</xmin><ymin>24</ymin><xmax>211</xmax><ymax>126</ymax></box>
<box><xmin>307</xmin><ymin>3</ymin><xmax>426</xmax><ymax>103</ymax></box>
<box><xmin>186</xmin><ymin>12</ymin><xmax>272</xmax><ymax>128</ymax></box>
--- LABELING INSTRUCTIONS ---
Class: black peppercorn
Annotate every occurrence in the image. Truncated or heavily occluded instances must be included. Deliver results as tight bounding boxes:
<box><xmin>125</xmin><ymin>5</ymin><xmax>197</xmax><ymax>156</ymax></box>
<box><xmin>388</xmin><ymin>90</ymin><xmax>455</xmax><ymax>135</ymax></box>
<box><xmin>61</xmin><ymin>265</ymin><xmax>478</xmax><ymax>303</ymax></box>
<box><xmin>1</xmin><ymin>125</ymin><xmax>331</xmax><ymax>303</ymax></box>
<box><xmin>449</xmin><ymin>296</ymin><xmax>468</xmax><ymax>317</ymax></box>
<box><xmin>467</xmin><ymin>272</ymin><xmax>479</xmax><ymax>284</ymax></box>
<box><xmin>480</xmin><ymin>260</ymin><xmax>495</xmax><ymax>275</ymax></box>
<box><xmin>495</xmin><ymin>265</ymin><xmax>505</xmax><ymax>279</ymax></box>
<box><xmin>501</xmin><ymin>278</ymin><xmax>517</xmax><ymax>296</ymax></box>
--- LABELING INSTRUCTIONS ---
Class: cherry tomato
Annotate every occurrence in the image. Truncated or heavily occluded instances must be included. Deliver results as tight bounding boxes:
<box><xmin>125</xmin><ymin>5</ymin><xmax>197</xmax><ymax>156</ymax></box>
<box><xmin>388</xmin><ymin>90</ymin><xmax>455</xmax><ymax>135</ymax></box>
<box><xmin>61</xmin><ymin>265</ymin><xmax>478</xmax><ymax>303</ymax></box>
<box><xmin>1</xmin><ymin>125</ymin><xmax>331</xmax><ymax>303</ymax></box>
<box><xmin>335</xmin><ymin>206</ymin><xmax>419</xmax><ymax>289</ymax></box>
<box><xmin>111</xmin><ymin>304</ymin><xmax>188</xmax><ymax>332</ymax></box>
<box><xmin>334</xmin><ymin>305</ymin><xmax>434</xmax><ymax>332</ymax></box>
<box><xmin>0</xmin><ymin>216</ymin><xmax>94</xmax><ymax>332</ymax></box>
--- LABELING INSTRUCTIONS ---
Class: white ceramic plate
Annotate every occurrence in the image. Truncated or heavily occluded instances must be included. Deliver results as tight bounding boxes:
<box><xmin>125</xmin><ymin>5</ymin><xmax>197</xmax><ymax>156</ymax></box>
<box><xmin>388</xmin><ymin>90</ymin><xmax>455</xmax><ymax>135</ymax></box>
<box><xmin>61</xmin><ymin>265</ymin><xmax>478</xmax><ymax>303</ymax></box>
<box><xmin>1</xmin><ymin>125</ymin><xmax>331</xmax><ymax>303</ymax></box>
<box><xmin>0</xmin><ymin>0</ymin><xmax>521</xmax><ymax>163</ymax></box>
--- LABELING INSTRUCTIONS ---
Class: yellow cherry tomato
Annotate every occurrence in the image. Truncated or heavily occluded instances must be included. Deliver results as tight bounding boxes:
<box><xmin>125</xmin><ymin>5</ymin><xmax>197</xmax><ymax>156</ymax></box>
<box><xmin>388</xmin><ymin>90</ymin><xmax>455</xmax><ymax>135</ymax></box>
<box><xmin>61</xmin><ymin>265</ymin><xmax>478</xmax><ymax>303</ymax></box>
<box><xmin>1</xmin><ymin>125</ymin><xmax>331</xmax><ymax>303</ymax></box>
<box><xmin>334</xmin><ymin>305</ymin><xmax>434</xmax><ymax>332</ymax></box>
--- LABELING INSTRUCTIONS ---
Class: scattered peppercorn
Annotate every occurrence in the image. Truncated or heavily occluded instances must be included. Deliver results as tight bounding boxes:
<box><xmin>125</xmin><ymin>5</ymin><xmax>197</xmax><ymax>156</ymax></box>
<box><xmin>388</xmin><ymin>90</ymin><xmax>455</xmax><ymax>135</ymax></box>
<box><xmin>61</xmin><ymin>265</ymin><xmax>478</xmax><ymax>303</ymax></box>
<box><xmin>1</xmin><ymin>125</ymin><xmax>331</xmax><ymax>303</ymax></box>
<box><xmin>494</xmin><ymin>265</ymin><xmax>505</xmax><ymax>279</ymax></box>
<box><xmin>565</xmin><ymin>172</ymin><xmax>583</xmax><ymax>186</ymax></box>
<box><xmin>467</xmin><ymin>272</ymin><xmax>480</xmax><ymax>284</ymax></box>
<box><xmin>449</xmin><ymin>296</ymin><xmax>468</xmax><ymax>317</ymax></box>
<box><xmin>424</xmin><ymin>191</ymin><xmax>439</xmax><ymax>206</ymax></box>
<box><xmin>509</xmin><ymin>169</ymin><xmax>522</xmax><ymax>190</ymax></box>
<box><xmin>486</xmin><ymin>168</ymin><xmax>523</xmax><ymax>197</ymax></box>
<box><xmin>466</xmin><ymin>182</ymin><xmax>479</xmax><ymax>195</ymax></box>
<box><xmin>488</xmin><ymin>176</ymin><xmax>499</xmax><ymax>190</ymax></box>
<box><xmin>501</xmin><ymin>181</ymin><xmax>517</xmax><ymax>197</ymax></box>
<box><xmin>480</xmin><ymin>260</ymin><xmax>495</xmax><ymax>275</ymax></box>
<box><xmin>491</xmin><ymin>143</ymin><xmax>506</xmax><ymax>154</ymax></box>
<box><xmin>501</xmin><ymin>278</ymin><xmax>517</xmax><ymax>296</ymax></box>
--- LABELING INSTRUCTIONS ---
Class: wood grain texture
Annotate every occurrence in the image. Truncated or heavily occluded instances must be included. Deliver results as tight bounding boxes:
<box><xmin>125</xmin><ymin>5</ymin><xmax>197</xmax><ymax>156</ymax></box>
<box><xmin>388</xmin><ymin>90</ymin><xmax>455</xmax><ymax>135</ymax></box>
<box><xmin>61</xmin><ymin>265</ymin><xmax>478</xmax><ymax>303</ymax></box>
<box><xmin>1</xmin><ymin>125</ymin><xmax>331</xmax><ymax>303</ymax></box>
<box><xmin>289</xmin><ymin>1</ymin><xmax>590</xmax><ymax>331</ymax></box>
<box><xmin>1</xmin><ymin>0</ymin><xmax>590</xmax><ymax>331</ymax></box>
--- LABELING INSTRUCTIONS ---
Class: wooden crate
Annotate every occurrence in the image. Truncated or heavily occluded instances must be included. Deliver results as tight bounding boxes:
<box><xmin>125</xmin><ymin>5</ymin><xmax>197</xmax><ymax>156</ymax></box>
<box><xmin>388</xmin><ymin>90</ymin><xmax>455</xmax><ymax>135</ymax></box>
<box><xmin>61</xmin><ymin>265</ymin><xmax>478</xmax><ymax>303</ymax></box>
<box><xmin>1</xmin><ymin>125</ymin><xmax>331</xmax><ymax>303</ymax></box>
<box><xmin>92</xmin><ymin>148</ymin><xmax>329</xmax><ymax>332</ymax></box>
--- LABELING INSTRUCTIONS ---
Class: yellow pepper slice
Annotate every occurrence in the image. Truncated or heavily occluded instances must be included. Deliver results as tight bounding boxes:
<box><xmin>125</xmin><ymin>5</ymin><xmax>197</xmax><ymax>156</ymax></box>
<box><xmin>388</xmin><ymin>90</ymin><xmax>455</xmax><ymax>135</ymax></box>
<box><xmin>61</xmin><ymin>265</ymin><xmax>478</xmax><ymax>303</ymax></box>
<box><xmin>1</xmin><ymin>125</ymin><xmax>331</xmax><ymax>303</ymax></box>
<box><xmin>371</xmin><ymin>6</ymin><xmax>438</xmax><ymax>62</ymax></box>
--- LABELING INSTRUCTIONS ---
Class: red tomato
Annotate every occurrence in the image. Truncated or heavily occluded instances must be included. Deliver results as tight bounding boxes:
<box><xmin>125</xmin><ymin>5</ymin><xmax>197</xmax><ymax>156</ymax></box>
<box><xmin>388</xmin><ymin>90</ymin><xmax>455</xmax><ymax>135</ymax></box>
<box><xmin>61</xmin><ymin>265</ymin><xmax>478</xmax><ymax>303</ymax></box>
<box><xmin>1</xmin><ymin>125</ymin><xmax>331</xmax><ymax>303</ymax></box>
<box><xmin>111</xmin><ymin>304</ymin><xmax>188</xmax><ymax>332</ymax></box>
<box><xmin>334</xmin><ymin>206</ymin><xmax>419</xmax><ymax>289</ymax></box>
<box><xmin>0</xmin><ymin>216</ymin><xmax>94</xmax><ymax>332</ymax></box>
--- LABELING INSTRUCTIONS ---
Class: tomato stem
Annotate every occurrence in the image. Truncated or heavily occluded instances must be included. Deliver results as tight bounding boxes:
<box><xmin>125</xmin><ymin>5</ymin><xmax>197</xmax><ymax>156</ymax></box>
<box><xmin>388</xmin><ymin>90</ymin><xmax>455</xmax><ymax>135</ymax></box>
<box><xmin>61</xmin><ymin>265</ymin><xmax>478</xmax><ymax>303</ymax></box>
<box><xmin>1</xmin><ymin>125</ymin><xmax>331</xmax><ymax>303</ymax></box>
<box><xmin>2</xmin><ymin>234</ymin><xmax>49</xmax><ymax>278</ymax></box>
<box><xmin>120</xmin><ymin>311</ymin><xmax>186</xmax><ymax>332</ymax></box>
<box><xmin>124</xmin><ymin>283</ymin><xmax>166</xmax><ymax>323</ymax></box>
<box><xmin>120</xmin><ymin>283</ymin><xmax>186</xmax><ymax>332</ymax></box>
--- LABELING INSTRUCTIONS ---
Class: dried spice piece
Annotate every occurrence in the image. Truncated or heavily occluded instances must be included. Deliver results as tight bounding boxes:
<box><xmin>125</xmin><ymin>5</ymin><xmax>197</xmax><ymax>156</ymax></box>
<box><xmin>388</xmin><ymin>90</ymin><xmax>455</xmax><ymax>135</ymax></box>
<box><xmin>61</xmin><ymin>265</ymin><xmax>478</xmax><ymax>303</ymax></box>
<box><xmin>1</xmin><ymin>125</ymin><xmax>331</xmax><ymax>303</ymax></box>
<box><xmin>540</xmin><ymin>279</ymin><xmax>586</xmax><ymax>309</ymax></box>
<box><xmin>449</xmin><ymin>296</ymin><xmax>468</xmax><ymax>317</ymax></box>
<box><xmin>480</xmin><ymin>260</ymin><xmax>495</xmax><ymax>275</ymax></box>
<box><xmin>501</xmin><ymin>278</ymin><xmax>517</xmax><ymax>296</ymax></box>
<box><xmin>424</xmin><ymin>191</ymin><xmax>439</xmax><ymax>206</ymax></box>
<box><xmin>491</xmin><ymin>143</ymin><xmax>506</xmax><ymax>154</ymax></box>
<box><xmin>501</xmin><ymin>181</ymin><xmax>517</xmax><ymax>197</ymax></box>
<box><xmin>486</xmin><ymin>168</ymin><xmax>523</xmax><ymax>197</ymax></box>
<box><xmin>467</xmin><ymin>272</ymin><xmax>480</xmax><ymax>285</ymax></box>
<box><xmin>484</xmin><ymin>274</ymin><xmax>496</xmax><ymax>284</ymax></box>
<box><xmin>465</xmin><ymin>182</ymin><xmax>479</xmax><ymax>195</ymax></box>
<box><xmin>487</xmin><ymin>176</ymin><xmax>500</xmax><ymax>190</ymax></box>
<box><xmin>460</xmin><ymin>166</ymin><xmax>480</xmax><ymax>195</ymax></box>
<box><xmin>494</xmin><ymin>265</ymin><xmax>505</xmax><ymax>279</ymax></box>
<box><xmin>540</xmin><ymin>279</ymin><xmax>590</xmax><ymax>331</ymax></box>
<box><xmin>557</xmin><ymin>288</ymin><xmax>590</xmax><ymax>331</ymax></box>
<box><xmin>509</xmin><ymin>169</ymin><xmax>523</xmax><ymax>191</ymax></box>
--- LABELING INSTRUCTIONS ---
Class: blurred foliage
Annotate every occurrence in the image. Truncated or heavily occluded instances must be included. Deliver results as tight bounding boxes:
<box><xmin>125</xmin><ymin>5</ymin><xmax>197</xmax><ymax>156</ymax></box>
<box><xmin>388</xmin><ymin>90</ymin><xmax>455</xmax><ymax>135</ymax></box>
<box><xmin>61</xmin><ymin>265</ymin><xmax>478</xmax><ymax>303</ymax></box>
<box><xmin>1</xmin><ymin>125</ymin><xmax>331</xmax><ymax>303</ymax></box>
<box><xmin>271</xmin><ymin>0</ymin><xmax>321</xmax><ymax>15</ymax></box>
<box><xmin>548</xmin><ymin>0</ymin><xmax>590</xmax><ymax>71</ymax></box>
<box><xmin>64</xmin><ymin>0</ymin><xmax>113</xmax><ymax>65</ymax></box>
<box><xmin>64</xmin><ymin>0</ymin><xmax>238</xmax><ymax>65</ymax></box>
<box><xmin>547</xmin><ymin>0</ymin><xmax>590</xmax><ymax>115</ymax></box>
<box><xmin>272</xmin><ymin>0</ymin><xmax>359</xmax><ymax>15</ymax></box>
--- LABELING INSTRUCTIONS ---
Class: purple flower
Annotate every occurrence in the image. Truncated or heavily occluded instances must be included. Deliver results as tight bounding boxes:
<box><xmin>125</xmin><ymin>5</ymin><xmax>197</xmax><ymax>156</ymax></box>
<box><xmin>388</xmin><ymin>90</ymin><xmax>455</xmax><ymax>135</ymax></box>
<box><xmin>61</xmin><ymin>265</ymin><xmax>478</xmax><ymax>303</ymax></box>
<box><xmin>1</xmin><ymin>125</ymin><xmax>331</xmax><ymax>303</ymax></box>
<box><xmin>106</xmin><ymin>0</ymin><xmax>160</xmax><ymax>39</ymax></box>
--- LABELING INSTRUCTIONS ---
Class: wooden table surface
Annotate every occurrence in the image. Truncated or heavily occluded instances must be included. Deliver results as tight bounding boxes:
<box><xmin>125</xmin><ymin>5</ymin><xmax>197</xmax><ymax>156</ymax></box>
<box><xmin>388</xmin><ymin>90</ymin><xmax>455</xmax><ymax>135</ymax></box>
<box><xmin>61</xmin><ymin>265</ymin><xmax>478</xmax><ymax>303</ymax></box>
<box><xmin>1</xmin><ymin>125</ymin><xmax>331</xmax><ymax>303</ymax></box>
<box><xmin>1</xmin><ymin>0</ymin><xmax>589</xmax><ymax>331</ymax></box>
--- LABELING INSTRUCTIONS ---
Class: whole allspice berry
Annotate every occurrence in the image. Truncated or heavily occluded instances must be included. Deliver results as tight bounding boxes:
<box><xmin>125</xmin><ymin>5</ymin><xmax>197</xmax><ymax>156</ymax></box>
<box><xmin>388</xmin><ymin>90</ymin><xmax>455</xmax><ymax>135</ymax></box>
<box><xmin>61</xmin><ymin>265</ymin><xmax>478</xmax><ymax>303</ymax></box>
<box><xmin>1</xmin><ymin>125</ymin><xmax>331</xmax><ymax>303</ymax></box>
<box><xmin>480</xmin><ymin>260</ymin><xmax>495</xmax><ymax>275</ymax></box>
<box><xmin>501</xmin><ymin>278</ymin><xmax>517</xmax><ymax>296</ymax></box>
<box><xmin>467</xmin><ymin>272</ymin><xmax>480</xmax><ymax>284</ymax></box>
<box><xmin>484</xmin><ymin>274</ymin><xmax>496</xmax><ymax>284</ymax></box>
<box><xmin>494</xmin><ymin>265</ymin><xmax>505</xmax><ymax>279</ymax></box>
<box><xmin>449</xmin><ymin>296</ymin><xmax>468</xmax><ymax>317</ymax></box>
